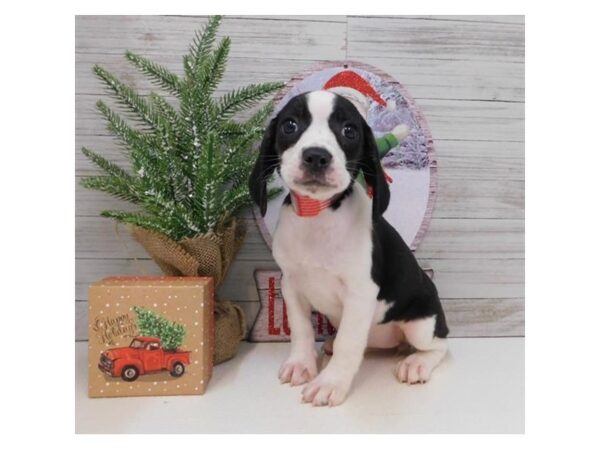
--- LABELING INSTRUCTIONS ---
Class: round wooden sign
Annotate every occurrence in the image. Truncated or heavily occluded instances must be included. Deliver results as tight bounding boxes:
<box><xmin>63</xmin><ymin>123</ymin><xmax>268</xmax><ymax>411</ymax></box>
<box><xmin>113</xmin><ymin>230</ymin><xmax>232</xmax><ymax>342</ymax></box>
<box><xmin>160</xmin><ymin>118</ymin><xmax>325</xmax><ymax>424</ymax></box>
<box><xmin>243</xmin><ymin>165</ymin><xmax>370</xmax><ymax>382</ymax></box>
<box><xmin>254</xmin><ymin>61</ymin><xmax>437</xmax><ymax>251</ymax></box>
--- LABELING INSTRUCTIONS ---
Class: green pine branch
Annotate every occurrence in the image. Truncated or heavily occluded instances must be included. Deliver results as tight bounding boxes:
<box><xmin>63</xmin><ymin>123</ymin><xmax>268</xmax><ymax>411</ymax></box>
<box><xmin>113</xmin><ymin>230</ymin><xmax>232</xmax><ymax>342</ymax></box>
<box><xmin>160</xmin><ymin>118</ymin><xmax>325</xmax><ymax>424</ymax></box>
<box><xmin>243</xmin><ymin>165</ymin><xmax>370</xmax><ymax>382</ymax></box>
<box><xmin>125</xmin><ymin>50</ymin><xmax>181</xmax><ymax>95</ymax></box>
<box><xmin>93</xmin><ymin>64</ymin><xmax>159</xmax><ymax>129</ymax></box>
<box><xmin>95</xmin><ymin>100</ymin><xmax>153</xmax><ymax>156</ymax></box>
<box><xmin>188</xmin><ymin>15</ymin><xmax>222</xmax><ymax>75</ymax></box>
<box><xmin>217</xmin><ymin>82</ymin><xmax>284</xmax><ymax>121</ymax></box>
<box><xmin>81</xmin><ymin>176</ymin><xmax>141</xmax><ymax>204</ymax></box>
<box><xmin>100</xmin><ymin>210</ymin><xmax>172</xmax><ymax>236</ymax></box>
<box><xmin>199</xmin><ymin>36</ymin><xmax>230</xmax><ymax>96</ymax></box>
<box><xmin>81</xmin><ymin>146</ymin><xmax>133</xmax><ymax>181</ymax></box>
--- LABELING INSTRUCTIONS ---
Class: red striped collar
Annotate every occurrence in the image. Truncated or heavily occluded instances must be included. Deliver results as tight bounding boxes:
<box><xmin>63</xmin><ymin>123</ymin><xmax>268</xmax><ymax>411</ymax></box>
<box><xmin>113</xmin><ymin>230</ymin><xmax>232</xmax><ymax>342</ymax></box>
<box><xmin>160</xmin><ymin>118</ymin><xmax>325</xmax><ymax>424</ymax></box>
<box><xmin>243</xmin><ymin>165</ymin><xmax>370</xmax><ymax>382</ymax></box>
<box><xmin>290</xmin><ymin>191</ymin><xmax>338</xmax><ymax>217</ymax></box>
<box><xmin>289</xmin><ymin>171</ymin><xmax>392</xmax><ymax>217</ymax></box>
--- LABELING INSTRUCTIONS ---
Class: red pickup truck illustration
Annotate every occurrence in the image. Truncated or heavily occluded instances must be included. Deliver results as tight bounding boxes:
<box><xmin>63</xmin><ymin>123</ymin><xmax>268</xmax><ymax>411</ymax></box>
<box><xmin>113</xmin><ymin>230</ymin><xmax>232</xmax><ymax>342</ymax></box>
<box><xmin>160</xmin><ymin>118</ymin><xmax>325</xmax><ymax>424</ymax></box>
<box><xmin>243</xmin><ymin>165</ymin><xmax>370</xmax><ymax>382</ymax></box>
<box><xmin>98</xmin><ymin>336</ymin><xmax>191</xmax><ymax>382</ymax></box>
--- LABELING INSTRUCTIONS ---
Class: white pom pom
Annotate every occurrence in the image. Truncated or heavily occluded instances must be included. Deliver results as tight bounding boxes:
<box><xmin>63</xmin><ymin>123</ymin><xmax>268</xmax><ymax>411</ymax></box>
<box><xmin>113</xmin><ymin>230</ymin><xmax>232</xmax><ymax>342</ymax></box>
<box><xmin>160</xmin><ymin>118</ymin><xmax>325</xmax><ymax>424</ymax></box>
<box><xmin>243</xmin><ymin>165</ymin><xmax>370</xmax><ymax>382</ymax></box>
<box><xmin>392</xmin><ymin>123</ymin><xmax>410</xmax><ymax>141</ymax></box>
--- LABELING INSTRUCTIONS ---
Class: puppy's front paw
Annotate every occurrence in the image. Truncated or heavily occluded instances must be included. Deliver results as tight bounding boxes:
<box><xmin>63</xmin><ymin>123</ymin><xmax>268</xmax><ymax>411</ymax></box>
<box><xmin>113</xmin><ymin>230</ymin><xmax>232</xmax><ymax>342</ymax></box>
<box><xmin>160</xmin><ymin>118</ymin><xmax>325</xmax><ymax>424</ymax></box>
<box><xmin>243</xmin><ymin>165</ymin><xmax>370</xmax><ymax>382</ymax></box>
<box><xmin>279</xmin><ymin>355</ymin><xmax>317</xmax><ymax>386</ymax></box>
<box><xmin>301</xmin><ymin>370</ymin><xmax>351</xmax><ymax>407</ymax></box>
<box><xmin>395</xmin><ymin>352</ymin><xmax>433</xmax><ymax>384</ymax></box>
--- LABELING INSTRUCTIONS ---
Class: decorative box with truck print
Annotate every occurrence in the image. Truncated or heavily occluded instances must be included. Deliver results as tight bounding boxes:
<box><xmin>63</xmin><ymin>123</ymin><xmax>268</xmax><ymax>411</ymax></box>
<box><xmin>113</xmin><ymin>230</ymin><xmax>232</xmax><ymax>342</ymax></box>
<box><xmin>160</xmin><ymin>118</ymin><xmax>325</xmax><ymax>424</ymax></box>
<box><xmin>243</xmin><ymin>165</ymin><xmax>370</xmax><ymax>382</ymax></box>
<box><xmin>88</xmin><ymin>276</ymin><xmax>214</xmax><ymax>398</ymax></box>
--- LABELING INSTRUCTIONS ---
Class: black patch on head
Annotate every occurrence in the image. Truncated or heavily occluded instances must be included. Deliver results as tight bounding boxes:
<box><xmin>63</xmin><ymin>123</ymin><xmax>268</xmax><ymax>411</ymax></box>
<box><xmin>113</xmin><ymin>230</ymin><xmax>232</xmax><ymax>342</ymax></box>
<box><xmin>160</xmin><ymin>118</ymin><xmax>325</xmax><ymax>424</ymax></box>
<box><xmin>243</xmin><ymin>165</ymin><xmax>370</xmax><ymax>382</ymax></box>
<box><xmin>248</xmin><ymin>94</ymin><xmax>312</xmax><ymax>216</ymax></box>
<box><xmin>328</xmin><ymin>94</ymin><xmax>391</xmax><ymax>221</ymax></box>
<box><xmin>274</xmin><ymin>94</ymin><xmax>312</xmax><ymax>151</ymax></box>
<box><xmin>328</xmin><ymin>95</ymin><xmax>365</xmax><ymax>178</ymax></box>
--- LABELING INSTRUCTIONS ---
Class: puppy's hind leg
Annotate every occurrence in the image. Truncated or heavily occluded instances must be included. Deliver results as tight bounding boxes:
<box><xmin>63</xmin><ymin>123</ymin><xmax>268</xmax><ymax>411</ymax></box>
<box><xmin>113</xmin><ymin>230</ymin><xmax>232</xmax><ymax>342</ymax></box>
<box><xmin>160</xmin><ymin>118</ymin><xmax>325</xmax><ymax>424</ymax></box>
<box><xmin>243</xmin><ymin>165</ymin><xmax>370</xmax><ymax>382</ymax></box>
<box><xmin>322</xmin><ymin>336</ymin><xmax>335</xmax><ymax>356</ymax></box>
<box><xmin>395</xmin><ymin>316</ymin><xmax>448</xmax><ymax>384</ymax></box>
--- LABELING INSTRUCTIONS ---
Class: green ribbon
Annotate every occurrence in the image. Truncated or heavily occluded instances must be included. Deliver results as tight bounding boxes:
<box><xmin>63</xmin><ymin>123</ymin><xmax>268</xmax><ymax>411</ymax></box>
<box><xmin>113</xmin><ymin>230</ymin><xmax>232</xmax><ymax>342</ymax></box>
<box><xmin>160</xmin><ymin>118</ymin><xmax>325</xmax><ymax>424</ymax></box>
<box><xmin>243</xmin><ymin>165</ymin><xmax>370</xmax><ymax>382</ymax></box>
<box><xmin>356</xmin><ymin>132</ymin><xmax>399</xmax><ymax>190</ymax></box>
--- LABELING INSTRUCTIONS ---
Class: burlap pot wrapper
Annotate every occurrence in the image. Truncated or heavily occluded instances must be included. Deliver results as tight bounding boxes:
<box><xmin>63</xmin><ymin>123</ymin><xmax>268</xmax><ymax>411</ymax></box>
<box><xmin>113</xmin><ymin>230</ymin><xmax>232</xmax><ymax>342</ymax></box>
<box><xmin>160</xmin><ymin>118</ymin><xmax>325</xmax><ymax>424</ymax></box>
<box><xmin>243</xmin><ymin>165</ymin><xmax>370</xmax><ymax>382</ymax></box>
<box><xmin>129</xmin><ymin>219</ymin><xmax>245</xmax><ymax>287</ymax></box>
<box><xmin>214</xmin><ymin>300</ymin><xmax>247</xmax><ymax>364</ymax></box>
<box><xmin>128</xmin><ymin>219</ymin><xmax>247</xmax><ymax>364</ymax></box>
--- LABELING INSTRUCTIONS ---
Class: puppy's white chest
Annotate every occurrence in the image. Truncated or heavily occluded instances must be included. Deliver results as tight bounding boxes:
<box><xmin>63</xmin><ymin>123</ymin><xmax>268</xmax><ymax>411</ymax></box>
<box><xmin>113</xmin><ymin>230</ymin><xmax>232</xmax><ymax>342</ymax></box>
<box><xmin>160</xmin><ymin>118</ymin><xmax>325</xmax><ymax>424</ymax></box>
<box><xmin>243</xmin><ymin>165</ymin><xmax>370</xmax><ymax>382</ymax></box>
<box><xmin>273</xmin><ymin>199</ymin><xmax>369</xmax><ymax>272</ymax></box>
<box><xmin>275</xmin><ymin>230</ymin><xmax>351</xmax><ymax>322</ymax></box>
<box><xmin>277</xmin><ymin>218</ymin><xmax>349</xmax><ymax>267</ymax></box>
<box><xmin>272</xmin><ymin>194</ymin><xmax>374</xmax><ymax>320</ymax></box>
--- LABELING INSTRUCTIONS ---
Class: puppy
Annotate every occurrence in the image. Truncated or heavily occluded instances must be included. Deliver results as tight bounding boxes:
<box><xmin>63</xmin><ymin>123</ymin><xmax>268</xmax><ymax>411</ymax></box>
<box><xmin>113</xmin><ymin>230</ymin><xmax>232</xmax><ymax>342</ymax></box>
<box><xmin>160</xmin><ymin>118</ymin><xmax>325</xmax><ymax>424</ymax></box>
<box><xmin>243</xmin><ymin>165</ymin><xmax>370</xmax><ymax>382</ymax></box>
<box><xmin>249</xmin><ymin>90</ymin><xmax>449</xmax><ymax>407</ymax></box>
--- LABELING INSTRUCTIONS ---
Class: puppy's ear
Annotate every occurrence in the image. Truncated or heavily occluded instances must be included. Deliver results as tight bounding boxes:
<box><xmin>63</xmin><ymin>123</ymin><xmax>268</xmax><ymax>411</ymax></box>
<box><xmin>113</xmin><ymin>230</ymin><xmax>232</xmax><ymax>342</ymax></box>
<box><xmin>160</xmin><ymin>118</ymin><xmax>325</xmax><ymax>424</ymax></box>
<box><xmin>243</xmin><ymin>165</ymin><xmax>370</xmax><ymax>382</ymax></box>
<box><xmin>248</xmin><ymin>118</ymin><xmax>278</xmax><ymax>216</ymax></box>
<box><xmin>360</xmin><ymin>117</ymin><xmax>390</xmax><ymax>221</ymax></box>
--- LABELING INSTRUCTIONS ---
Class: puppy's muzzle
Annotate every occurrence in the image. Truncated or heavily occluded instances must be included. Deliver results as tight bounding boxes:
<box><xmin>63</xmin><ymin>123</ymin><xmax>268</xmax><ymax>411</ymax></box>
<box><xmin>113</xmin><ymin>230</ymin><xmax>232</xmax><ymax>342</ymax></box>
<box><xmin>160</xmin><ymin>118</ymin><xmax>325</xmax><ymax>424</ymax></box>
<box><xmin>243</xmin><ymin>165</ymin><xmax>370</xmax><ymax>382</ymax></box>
<box><xmin>302</xmin><ymin>147</ymin><xmax>332</xmax><ymax>173</ymax></box>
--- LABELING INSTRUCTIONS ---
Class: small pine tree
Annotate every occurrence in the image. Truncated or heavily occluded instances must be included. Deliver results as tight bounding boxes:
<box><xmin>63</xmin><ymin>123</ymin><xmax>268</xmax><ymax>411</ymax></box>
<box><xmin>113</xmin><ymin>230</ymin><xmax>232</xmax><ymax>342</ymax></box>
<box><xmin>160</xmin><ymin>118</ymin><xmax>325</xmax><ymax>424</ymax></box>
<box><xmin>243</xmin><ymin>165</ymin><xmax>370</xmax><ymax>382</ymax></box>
<box><xmin>133</xmin><ymin>306</ymin><xmax>186</xmax><ymax>351</ymax></box>
<box><xmin>81</xmin><ymin>16</ymin><xmax>284</xmax><ymax>241</ymax></box>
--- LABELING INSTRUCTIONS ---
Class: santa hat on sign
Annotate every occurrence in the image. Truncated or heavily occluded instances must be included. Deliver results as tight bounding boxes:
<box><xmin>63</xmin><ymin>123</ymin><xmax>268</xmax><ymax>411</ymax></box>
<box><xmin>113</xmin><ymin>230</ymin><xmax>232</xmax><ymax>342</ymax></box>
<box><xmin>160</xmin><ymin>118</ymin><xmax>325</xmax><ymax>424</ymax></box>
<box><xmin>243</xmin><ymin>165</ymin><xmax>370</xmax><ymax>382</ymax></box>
<box><xmin>324</xmin><ymin>70</ymin><xmax>395</xmax><ymax>118</ymax></box>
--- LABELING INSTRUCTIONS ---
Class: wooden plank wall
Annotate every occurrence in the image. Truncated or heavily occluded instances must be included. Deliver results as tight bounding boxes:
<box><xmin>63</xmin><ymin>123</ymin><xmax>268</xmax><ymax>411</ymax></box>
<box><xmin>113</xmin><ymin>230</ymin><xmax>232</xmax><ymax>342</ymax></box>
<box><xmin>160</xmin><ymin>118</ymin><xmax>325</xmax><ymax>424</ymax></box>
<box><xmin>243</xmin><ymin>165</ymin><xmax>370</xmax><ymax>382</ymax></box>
<box><xmin>75</xmin><ymin>15</ymin><xmax>525</xmax><ymax>341</ymax></box>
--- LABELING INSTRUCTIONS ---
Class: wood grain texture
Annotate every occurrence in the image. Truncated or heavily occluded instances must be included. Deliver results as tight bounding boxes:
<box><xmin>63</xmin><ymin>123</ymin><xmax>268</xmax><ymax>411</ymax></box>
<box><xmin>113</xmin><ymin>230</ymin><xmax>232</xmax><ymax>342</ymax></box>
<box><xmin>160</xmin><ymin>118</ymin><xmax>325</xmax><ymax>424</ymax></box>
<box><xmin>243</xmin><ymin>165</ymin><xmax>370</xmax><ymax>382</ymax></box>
<box><xmin>76</xmin><ymin>216</ymin><xmax>524</xmax><ymax>261</ymax></box>
<box><xmin>75</xmin><ymin>15</ymin><xmax>524</xmax><ymax>341</ymax></box>
<box><xmin>347</xmin><ymin>16</ymin><xmax>524</xmax><ymax>63</ymax></box>
<box><xmin>76</xmin><ymin>16</ymin><xmax>347</xmax><ymax>60</ymax></box>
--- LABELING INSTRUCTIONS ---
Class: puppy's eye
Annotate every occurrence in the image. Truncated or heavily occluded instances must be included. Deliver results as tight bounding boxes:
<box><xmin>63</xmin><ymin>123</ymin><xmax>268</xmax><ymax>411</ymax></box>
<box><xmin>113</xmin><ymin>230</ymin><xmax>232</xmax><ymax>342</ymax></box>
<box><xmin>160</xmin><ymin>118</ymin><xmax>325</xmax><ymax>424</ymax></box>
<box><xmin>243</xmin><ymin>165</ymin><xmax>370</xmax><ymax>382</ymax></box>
<box><xmin>282</xmin><ymin>119</ymin><xmax>298</xmax><ymax>135</ymax></box>
<box><xmin>342</xmin><ymin>125</ymin><xmax>357</xmax><ymax>139</ymax></box>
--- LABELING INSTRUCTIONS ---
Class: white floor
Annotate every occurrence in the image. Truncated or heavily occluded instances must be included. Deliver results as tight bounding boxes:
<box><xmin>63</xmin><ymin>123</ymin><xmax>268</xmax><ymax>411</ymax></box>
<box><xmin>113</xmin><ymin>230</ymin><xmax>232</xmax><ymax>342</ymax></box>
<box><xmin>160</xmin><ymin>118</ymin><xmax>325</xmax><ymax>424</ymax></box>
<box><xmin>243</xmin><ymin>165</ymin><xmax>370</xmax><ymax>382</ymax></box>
<box><xmin>75</xmin><ymin>338</ymin><xmax>524</xmax><ymax>433</ymax></box>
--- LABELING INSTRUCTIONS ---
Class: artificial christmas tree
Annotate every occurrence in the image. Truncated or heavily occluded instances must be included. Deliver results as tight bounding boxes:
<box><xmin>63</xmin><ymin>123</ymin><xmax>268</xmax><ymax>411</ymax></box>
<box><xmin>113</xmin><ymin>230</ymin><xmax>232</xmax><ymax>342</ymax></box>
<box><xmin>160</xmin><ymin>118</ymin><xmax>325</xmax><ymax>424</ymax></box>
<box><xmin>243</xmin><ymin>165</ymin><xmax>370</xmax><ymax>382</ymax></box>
<box><xmin>81</xmin><ymin>15</ymin><xmax>282</xmax><ymax>245</ymax></box>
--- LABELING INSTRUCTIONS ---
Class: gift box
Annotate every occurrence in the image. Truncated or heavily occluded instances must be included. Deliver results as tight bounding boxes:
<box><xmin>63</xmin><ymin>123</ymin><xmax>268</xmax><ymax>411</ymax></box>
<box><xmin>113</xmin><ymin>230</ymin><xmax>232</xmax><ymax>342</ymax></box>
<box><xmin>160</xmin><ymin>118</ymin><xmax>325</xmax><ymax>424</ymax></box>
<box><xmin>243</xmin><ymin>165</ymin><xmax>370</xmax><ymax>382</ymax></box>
<box><xmin>88</xmin><ymin>276</ymin><xmax>214</xmax><ymax>398</ymax></box>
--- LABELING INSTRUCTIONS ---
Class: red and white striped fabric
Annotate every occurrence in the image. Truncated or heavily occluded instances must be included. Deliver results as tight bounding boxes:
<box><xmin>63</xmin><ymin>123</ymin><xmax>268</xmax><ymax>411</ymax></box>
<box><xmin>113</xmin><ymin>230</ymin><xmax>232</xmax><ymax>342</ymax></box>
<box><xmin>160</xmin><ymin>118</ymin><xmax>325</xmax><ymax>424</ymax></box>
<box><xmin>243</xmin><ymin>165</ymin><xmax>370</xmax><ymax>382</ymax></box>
<box><xmin>290</xmin><ymin>172</ymin><xmax>393</xmax><ymax>217</ymax></box>
<box><xmin>290</xmin><ymin>191</ymin><xmax>335</xmax><ymax>217</ymax></box>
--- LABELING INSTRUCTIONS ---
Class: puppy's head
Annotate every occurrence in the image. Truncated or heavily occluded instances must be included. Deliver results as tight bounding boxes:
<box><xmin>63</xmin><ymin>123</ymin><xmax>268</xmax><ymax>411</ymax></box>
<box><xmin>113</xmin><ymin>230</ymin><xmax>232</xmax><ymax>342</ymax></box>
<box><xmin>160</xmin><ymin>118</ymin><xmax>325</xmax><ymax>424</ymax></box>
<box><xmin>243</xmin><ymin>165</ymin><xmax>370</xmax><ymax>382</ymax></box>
<box><xmin>249</xmin><ymin>90</ymin><xmax>390</xmax><ymax>220</ymax></box>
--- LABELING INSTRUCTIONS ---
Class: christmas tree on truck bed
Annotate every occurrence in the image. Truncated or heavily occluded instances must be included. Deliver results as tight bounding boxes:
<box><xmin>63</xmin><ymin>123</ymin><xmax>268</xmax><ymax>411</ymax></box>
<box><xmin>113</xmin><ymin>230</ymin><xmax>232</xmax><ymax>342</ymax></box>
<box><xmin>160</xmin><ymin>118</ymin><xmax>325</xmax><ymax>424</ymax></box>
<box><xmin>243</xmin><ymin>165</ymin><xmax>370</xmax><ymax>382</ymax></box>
<box><xmin>133</xmin><ymin>306</ymin><xmax>186</xmax><ymax>351</ymax></box>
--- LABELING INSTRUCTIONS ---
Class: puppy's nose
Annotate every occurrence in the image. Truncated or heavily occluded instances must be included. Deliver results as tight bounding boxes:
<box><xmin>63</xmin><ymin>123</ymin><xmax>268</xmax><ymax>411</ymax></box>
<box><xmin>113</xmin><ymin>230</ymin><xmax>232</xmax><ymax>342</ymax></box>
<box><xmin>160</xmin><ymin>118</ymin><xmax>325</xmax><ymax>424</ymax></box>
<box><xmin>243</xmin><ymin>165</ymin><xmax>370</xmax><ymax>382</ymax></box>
<box><xmin>302</xmin><ymin>147</ymin><xmax>332</xmax><ymax>171</ymax></box>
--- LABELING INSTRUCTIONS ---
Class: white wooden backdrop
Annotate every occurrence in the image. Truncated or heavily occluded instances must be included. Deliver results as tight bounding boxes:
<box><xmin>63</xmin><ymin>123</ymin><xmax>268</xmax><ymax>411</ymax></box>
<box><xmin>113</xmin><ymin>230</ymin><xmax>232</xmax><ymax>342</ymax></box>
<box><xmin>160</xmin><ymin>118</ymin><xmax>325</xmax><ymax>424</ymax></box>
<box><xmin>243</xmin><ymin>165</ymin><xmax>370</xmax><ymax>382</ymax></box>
<box><xmin>75</xmin><ymin>15</ymin><xmax>524</xmax><ymax>341</ymax></box>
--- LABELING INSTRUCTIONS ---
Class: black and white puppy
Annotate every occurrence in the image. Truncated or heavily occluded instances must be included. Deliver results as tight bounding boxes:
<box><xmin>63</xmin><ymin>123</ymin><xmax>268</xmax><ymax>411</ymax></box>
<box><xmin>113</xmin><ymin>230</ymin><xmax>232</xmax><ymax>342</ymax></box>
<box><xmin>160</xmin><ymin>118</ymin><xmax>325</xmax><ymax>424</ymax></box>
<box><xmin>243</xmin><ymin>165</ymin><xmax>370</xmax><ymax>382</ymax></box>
<box><xmin>249</xmin><ymin>90</ymin><xmax>449</xmax><ymax>407</ymax></box>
